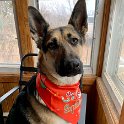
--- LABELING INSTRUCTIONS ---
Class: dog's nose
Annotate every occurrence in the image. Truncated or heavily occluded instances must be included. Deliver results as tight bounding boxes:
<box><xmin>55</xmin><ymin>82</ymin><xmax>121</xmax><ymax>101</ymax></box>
<box><xmin>56</xmin><ymin>57</ymin><xmax>83</xmax><ymax>77</ymax></box>
<box><xmin>66</xmin><ymin>59</ymin><xmax>80</xmax><ymax>71</ymax></box>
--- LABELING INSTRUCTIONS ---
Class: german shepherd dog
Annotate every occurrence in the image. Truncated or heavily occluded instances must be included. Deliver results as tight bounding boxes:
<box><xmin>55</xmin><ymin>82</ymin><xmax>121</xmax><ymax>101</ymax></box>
<box><xmin>6</xmin><ymin>0</ymin><xmax>87</xmax><ymax>123</ymax></box>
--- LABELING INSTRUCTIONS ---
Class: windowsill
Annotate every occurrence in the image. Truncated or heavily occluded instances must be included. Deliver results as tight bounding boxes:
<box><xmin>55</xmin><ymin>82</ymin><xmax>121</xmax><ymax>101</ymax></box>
<box><xmin>102</xmin><ymin>72</ymin><xmax>123</xmax><ymax>115</ymax></box>
<box><xmin>0</xmin><ymin>64</ymin><xmax>20</xmax><ymax>73</ymax></box>
<box><xmin>0</xmin><ymin>73</ymin><xmax>34</xmax><ymax>83</ymax></box>
<box><xmin>96</xmin><ymin>77</ymin><xmax>120</xmax><ymax>124</ymax></box>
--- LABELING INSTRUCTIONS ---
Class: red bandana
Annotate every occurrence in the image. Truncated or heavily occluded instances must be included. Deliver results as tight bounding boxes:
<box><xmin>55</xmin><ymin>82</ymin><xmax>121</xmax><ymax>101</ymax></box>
<box><xmin>36</xmin><ymin>73</ymin><xmax>82</xmax><ymax>124</ymax></box>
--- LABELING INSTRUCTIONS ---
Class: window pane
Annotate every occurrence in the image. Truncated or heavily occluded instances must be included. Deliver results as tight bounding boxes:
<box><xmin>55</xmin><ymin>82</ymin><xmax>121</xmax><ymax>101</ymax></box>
<box><xmin>38</xmin><ymin>0</ymin><xmax>96</xmax><ymax>65</ymax></box>
<box><xmin>0</xmin><ymin>1</ymin><xmax>20</xmax><ymax>64</ymax></box>
<box><xmin>106</xmin><ymin>0</ymin><xmax>124</xmax><ymax>94</ymax></box>
<box><xmin>117</xmin><ymin>41</ymin><xmax>124</xmax><ymax>83</ymax></box>
<box><xmin>102</xmin><ymin>0</ymin><xmax>124</xmax><ymax>105</ymax></box>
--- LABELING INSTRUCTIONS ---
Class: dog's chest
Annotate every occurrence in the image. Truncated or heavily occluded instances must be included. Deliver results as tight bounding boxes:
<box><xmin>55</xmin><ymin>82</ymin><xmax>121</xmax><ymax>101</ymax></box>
<box><xmin>27</xmin><ymin>95</ymin><xmax>69</xmax><ymax>124</ymax></box>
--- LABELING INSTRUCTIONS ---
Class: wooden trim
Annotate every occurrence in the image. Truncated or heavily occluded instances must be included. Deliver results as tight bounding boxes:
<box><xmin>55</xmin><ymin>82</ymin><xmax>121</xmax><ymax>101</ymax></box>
<box><xmin>0</xmin><ymin>73</ymin><xmax>33</xmax><ymax>83</ymax></box>
<box><xmin>92</xmin><ymin>87</ymin><xmax>108</xmax><ymax>124</ymax></box>
<box><xmin>96</xmin><ymin>0</ymin><xmax>111</xmax><ymax>76</ymax></box>
<box><xmin>96</xmin><ymin>77</ymin><xmax>119</xmax><ymax>124</ymax></box>
<box><xmin>119</xmin><ymin>103</ymin><xmax>124</xmax><ymax>124</ymax></box>
<box><xmin>15</xmin><ymin>0</ymin><xmax>34</xmax><ymax>67</ymax></box>
<box><xmin>82</xmin><ymin>75</ymin><xmax>96</xmax><ymax>86</ymax></box>
<box><xmin>82</xmin><ymin>75</ymin><xmax>96</xmax><ymax>94</ymax></box>
<box><xmin>0</xmin><ymin>73</ymin><xmax>96</xmax><ymax>85</ymax></box>
<box><xmin>84</xmin><ymin>77</ymin><xmax>96</xmax><ymax>124</ymax></box>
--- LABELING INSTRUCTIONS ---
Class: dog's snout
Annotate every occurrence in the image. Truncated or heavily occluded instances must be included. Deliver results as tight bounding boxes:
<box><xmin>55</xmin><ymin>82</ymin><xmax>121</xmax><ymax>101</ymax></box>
<box><xmin>56</xmin><ymin>57</ymin><xmax>83</xmax><ymax>77</ymax></box>
<box><xmin>66</xmin><ymin>59</ymin><xmax>80</xmax><ymax>71</ymax></box>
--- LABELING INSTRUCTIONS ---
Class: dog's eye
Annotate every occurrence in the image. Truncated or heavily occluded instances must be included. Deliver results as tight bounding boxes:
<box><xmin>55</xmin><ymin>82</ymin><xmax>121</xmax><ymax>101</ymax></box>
<box><xmin>47</xmin><ymin>39</ymin><xmax>58</xmax><ymax>50</ymax></box>
<box><xmin>71</xmin><ymin>38</ymin><xmax>78</xmax><ymax>45</ymax></box>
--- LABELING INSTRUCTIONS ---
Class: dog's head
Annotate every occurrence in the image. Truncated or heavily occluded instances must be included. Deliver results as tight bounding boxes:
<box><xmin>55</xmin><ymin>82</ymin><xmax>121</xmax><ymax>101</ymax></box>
<box><xmin>28</xmin><ymin>0</ymin><xmax>87</xmax><ymax>78</ymax></box>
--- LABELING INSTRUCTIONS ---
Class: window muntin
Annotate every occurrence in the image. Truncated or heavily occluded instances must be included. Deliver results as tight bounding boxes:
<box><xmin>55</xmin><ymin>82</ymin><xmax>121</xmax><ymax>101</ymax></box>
<box><xmin>0</xmin><ymin>0</ymin><xmax>20</xmax><ymax>65</ymax></box>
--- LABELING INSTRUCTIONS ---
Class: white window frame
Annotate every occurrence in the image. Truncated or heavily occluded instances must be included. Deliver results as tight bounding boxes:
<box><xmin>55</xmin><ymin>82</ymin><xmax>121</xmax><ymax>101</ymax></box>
<box><xmin>91</xmin><ymin>0</ymin><xmax>105</xmax><ymax>74</ymax></box>
<box><xmin>28</xmin><ymin>0</ymin><xmax>39</xmax><ymax>9</ymax></box>
<box><xmin>102</xmin><ymin>0</ymin><xmax>124</xmax><ymax>115</ymax></box>
<box><xmin>84</xmin><ymin>0</ymin><xmax>106</xmax><ymax>75</ymax></box>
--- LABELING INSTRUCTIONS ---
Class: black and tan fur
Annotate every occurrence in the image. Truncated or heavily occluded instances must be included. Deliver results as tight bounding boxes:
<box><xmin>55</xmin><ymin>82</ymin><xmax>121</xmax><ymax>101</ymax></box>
<box><xmin>6</xmin><ymin>0</ymin><xmax>87</xmax><ymax>123</ymax></box>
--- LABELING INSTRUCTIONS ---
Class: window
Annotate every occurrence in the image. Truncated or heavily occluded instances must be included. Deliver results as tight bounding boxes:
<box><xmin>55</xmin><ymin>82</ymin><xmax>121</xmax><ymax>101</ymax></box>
<box><xmin>29</xmin><ymin>0</ymin><xmax>105</xmax><ymax>74</ymax></box>
<box><xmin>0</xmin><ymin>0</ymin><xmax>20</xmax><ymax>68</ymax></box>
<box><xmin>28</xmin><ymin>0</ymin><xmax>103</xmax><ymax>74</ymax></box>
<box><xmin>38</xmin><ymin>0</ymin><xmax>95</xmax><ymax>66</ymax></box>
<box><xmin>102</xmin><ymin>0</ymin><xmax>124</xmax><ymax>114</ymax></box>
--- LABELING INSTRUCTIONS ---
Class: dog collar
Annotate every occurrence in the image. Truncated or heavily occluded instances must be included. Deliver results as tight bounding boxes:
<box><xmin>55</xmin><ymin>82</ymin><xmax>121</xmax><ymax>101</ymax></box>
<box><xmin>36</xmin><ymin>73</ymin><xmax>82</xmax><ymax>124</ymax></box>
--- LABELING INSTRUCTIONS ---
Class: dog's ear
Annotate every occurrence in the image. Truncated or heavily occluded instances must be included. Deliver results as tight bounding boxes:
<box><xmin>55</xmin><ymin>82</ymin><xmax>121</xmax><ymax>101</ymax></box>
<box><xmin>28</xmin><ymin>6</ymin><xmax>49</xmax><ymax>47</ymax></box>
<box><xmin>68</xmin><ymin>0</ymin><xmax>88</xmax><ymax>36</ymax></box>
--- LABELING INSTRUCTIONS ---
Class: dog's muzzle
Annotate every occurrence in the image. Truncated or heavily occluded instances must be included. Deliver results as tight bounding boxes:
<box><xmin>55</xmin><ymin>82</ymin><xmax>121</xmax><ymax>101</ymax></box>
<box><xmin>56</xmin><ymin>58</ymin><xmax>83</xmax><ymax>77</ymax></box>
